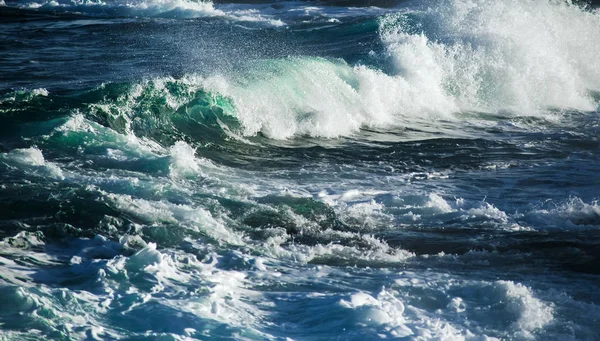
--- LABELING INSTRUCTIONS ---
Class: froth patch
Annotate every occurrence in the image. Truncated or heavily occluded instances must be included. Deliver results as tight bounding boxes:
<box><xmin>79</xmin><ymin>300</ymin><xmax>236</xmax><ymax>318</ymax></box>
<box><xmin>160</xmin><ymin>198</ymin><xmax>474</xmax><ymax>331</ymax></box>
<box><xmin>1</xmin><ymin>147</ymin><xmax>64</xmax><ymax>180</ymax></box>
<box><xmin>265</xmin><ymin>233</ymin><xmax>414</xmax><ymax>266</ymax></box>
<box><xmin>0</xmin><ymin>234</ymin><xmax>273</xmax><ymax>339</ymax></box>
<box><xmin>0</xmin><ymin>88</ymin><xmax>48</xmax><ymax>105</ymax></box>
<box><xmin>338</xmin><ymin>288</ymin><xmax>469</xmax><ymax>339</ymax></box>
<box><xmin>9</xmin><ymin>0</ymin><xmax>286</xmax><ymax>25</ymax></box>
<box><xmin>101</xmin><ymin>192</ymin><xmax>244</xmax><ymax>245</ymax></box>
<box><xmin>495</xmin><ymin>281</ymin><xmax>554</xmax><ymax>336</ymax></box>
<box><xmin>21</xmin><ymin>0</ymin><xmax>222</xmax><ymax>18</ymax></box>
<box><xmin>386</xmin><ymin>272</ymin><xmax>554</xmax><ymax>340</ymax></box>
<box><xmin>522</xmin><ymin>197</ymin><xmax>600</xmax><ymax>228</ymax></box>
<box><xmin>168</xmin><ymin>141</ymin><xmax>217</xmax><ymax>179</ymax></box>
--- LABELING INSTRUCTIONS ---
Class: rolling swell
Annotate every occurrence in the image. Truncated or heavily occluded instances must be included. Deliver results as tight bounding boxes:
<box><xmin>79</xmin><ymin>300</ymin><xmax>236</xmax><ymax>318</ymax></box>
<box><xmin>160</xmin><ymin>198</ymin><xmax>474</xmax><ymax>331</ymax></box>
<box><xmin>82</xmin><ymin>0</ymin><xmax>600</xmax><ymax>139</ymax></box>
<box><xmin>4</xmin><ymin>0</ymin><xmax>600</xmax><ymax>141</ymax></box>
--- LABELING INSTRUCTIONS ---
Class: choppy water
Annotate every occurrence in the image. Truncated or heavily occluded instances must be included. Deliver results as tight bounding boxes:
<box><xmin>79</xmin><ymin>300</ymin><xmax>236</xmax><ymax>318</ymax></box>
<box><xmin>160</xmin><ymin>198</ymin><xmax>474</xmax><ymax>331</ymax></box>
<box><xmin>1</xmin><ymin>0</ymin><xmax>600</xmax><ymax>340</ymax></box>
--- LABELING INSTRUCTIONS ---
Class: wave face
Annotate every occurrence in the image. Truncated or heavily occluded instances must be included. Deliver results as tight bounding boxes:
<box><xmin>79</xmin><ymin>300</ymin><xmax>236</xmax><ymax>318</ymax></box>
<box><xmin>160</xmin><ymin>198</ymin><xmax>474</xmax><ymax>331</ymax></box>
<box><xmin>201</xmin><ymin>57</ymin><xmax>460</xmax><ymax>139</ymax></box>
<box><xmin>200</xmin><ymin>0</ymin><xmax>600</xmax><ymax>138</ymax></box>
<box><xmin>32</xmin><ymin>0</ymin><xmax>597</xmax><ymax>140</ymax></box>
<box><xmin>1</xmin><ymin>0</ymin><xmax>600</xmax><ymax>340</ymax></box>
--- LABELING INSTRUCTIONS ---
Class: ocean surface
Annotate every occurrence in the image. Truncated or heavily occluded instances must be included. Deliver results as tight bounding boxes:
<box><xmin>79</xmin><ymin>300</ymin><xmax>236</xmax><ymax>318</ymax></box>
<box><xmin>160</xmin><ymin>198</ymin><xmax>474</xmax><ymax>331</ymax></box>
<box><xmin>1</xmin><ymin>0</ymin><xmax>600</xmax><ymax>340</ymax></box>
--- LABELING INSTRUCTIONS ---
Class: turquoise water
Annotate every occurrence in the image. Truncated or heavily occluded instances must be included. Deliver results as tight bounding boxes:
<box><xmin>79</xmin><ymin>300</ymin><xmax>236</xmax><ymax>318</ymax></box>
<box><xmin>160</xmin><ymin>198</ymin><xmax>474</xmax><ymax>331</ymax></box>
<box><xmin>1</xmin><ymin>0</ymin><xmax>600</xmax><ymax>340</ymax></box>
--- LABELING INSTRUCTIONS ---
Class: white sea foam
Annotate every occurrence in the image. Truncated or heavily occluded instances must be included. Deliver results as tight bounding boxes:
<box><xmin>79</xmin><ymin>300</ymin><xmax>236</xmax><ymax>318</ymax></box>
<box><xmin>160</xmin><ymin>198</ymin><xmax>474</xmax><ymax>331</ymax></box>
<box><xmin>425</xmin><ymin>193</ymin><xmax>454</xmax><ymax>214</ymax></box>
<box><xmin>203</xmin><ymin>57</ymin><xmax>457</xmax><ymax>139</ymax></box>
<box><xmin>523</xmin><ymin>197</ymin><xmax>600</xmax><ymax>229</ymax></box>
<box><xmin>0</xmin><ymin>88</ymin><xmax>48</xmax><ymax>105</ymax></box>
<box><xmin>169</xmin><ymin>141</ymin><xmax>201</xmax><ymax>178</ymax></box>
<box><xmin>102</xmin><ymin>192</ymin><xmax>245</xmax><ymax>245</ymax></box>
<box><xmin>108</xmin><ymin>243</ymin><xmax>270</xmax><ymax>336</ymax></box>
<box><xmin>53</xmin><ymin>114</ymin><xmax>165</xmax><ymax>157</ymax></box>
<box><xmin>262</xmin><ymin>231</ymin><xmax>414</xmax><ymax>265</ymax></box>
<box><xmin>14</xmin><ymin>0</ymin><xmax>284</xmax><ymax>24</ymax></box>
<box><xmin>0</xmin><ymin>231</ymin><xmax>274</xmax><ymax>339</ymax></box>
<box><xmin>319</xmin><ymin>189</ymin><xmax>518</xmax><ymax>230</ymax></box>
<box><xmin>22</xmin><ymin>0</ymin><xmax>219</xmax><ymax>17</ymax></box>
<box><xmin>496</xmin><ymin>281</ymin><xmax>554</xmax><ymax>336</ymax></box>
<box><xmin>340</xmin><ymin>191</ymin><xmax>600</xmax><ymax>231</ymax></box>
<box><xmin>167</xmin><ymin>140</ymin><xmax>227</xmax><ymax>181</ymax></box>
<box><xmin>387</xmin><ymin>272</ymin><xmax>554</xmax><ymax>340</ymax></box>
<box><xmin>30</xmin><ymin>88</ymin><xmax>49</xmax><ymax>97</ymax></box>
<box><xmin>382</xmin><ymin>0</ymin><xmax>600</xmax><ymax>114</ymax></box>
<box><xmin>1</xmin><ymin>147</ymin><xmax>64</xmax><ymax>180</ymax></box>
<box><xmin>337</xmin><ymin>200</ymin><xmax>395</xmax><ymax>231</ymax></box>
<box><xmin>339</xmin><ymin>288</ymin><xmax>477</xmax><ymax>339</ymax></box>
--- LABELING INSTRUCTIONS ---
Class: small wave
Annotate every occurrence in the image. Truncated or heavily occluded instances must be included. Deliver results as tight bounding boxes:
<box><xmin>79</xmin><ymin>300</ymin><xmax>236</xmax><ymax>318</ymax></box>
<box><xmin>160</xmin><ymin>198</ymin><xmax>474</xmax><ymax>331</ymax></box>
<box><xmin>202</xmin><ymin>57</ymin><xmax>458</xmax><ymax>139</ymax></box>
<box><xmin>1</xmin><ymin>147</ymin><xmax>64</xmax><ymax>180</ymax></box>
<box><xmin>0</xmin><ymin>88</ymin><xmax>48</xmax><ymax>105</ymax></box>
<box><xmin>335</xmin><ymin>274</ymin><xmax>554</xmax><ymax>339</ymax></box>
<box><xmin>5</xmin><ymin>0</ymin><xmax>285</xmax><ymax>24</ymax></box>
<box><xmin>522</xmin><ymin>197</ymin><xmax>600</xmax><ymax>228</ymax></box>
<box><xmin>18</xmin><ymin>0</ymin><xmax>221</xmax><ymax>18</ymax></box>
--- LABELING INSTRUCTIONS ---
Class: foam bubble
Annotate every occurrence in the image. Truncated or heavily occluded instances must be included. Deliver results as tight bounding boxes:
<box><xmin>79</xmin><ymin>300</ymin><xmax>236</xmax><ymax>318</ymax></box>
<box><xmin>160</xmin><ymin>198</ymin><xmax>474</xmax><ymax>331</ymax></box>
<box><xmin>465</xmin><ymin>203</ymin><xmax>509</xmax><ymax>223</ymax></box>
<box><xmin>4</xmin><ymin>147</ymin><xmax>46</xmax><ymax>166</ymax></box>
<box><xmin>0</xmin><ymin>231</ymin><xmax>275</xmax><ymax>339</ymax></box>
<box><xmin>0</xmin><ymin>88</ymin><xmax>48</xmax><ymax>105</ymax></box>
<box><xmin>338</xmin><ymin>200</ymin><xmax>394</xmax><ymax>231</ymax></box>
<box><xmin>338</xmin><ymin>287</ymin><xmax>471</xmax><ymax>339</ymax></box>
<box><xmin>389</xmin><ymin>272</ymin><xmax>554</xmax><ymax>339</ymax></box>
<box><xmin>264</xmin><ymin>232</ymin><xmax>414</xmax><ymax>266</ymax></box>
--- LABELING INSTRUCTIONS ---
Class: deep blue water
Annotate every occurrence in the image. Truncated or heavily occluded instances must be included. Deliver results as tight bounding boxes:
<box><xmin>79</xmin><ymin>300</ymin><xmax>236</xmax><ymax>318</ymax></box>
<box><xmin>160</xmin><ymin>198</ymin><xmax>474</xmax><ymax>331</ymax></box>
<box><xmin>1</xmin><ymin>0</ymin><xmax>600</xmax><ymax>340</ymax></box>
